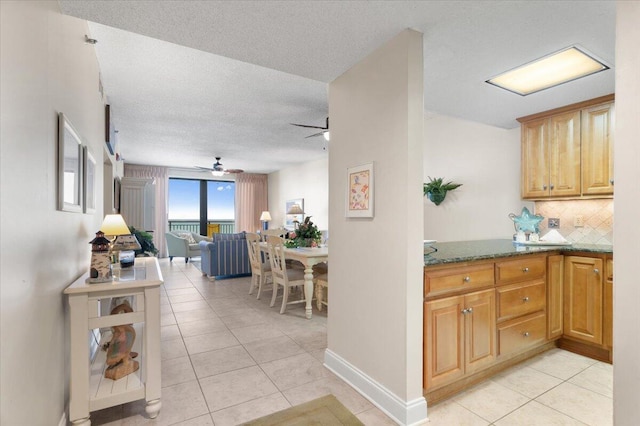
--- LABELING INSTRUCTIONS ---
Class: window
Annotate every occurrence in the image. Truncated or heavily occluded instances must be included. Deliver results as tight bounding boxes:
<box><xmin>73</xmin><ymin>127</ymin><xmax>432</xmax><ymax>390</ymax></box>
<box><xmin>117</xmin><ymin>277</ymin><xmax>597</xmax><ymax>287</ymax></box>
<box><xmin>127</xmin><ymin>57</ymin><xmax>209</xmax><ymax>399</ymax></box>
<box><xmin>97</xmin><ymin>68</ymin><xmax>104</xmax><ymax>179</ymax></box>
<box><xmin>168</xmin><ymin>178</ymin><xmax>235</xmax><ymax>234</ymax></box>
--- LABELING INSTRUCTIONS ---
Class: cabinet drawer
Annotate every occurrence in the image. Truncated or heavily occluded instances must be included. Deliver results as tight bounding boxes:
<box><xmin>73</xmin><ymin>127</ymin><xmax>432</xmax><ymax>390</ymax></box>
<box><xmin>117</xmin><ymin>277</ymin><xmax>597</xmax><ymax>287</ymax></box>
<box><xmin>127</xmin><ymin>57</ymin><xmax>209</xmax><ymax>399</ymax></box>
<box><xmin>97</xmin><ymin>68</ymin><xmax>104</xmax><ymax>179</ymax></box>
<box><xmin>496</xmin><ymin>280</ymin><xmax>546</xmax><ymax>322</ymax></box>
<box><xmin>498</xmin><ymin>312</ymin><xmax>546</xmax><ymax>356</ymax></box>
<box><xmin>425</xmin><ymin>264</ymin><xmax>494</xmax><ymax>297</ymax></box>
<box><xmin>495</xmin><ymin>256</ymin><xmax>546</xmax><ymax>285</ymax></box>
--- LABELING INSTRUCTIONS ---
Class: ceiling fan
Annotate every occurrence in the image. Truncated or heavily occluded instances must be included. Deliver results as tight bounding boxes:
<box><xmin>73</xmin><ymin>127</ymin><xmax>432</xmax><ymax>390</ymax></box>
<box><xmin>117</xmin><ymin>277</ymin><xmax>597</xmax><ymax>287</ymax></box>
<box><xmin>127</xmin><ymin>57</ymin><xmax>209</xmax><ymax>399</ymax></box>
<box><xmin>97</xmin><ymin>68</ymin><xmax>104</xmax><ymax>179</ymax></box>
<box><xmin>195</xmin><ymin>157</ymin><xmax>244</xmax><ymax>176</ymax></box>
<box><xmin>291</xmin><ymin>117</ymin><xmax>330</xmax><ymax>140</ymax></box>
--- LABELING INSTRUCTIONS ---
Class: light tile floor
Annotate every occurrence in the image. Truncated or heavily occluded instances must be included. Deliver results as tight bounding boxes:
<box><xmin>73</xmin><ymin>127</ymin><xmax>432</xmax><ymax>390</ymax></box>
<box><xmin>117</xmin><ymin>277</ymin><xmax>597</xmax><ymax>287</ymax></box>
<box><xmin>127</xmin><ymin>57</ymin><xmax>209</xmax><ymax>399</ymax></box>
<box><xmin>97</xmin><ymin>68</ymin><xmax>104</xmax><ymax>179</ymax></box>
<box><xmin>89</xmin><ymin>258</ymin><xmax>612</xmax><ymax>426</ymax></box>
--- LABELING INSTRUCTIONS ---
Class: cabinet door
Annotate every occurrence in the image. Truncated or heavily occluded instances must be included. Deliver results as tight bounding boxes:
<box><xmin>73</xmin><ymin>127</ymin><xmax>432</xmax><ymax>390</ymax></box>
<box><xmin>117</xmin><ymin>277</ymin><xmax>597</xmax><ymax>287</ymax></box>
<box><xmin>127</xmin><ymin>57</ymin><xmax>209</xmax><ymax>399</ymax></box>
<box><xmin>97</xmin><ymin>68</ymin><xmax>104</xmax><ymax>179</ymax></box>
<box><xmin>564</xmin><ymin>256</ymin><xmax>603</xmax><ymax>345</ymax></box>
<box><xmin>464</xmin><ymin>289</ymin><xmax>496</xmax><ymax>374</ymax></box>
<box><xmin>604</xmin><ymin>258</ymin><xmax>613</xmax><ymax>349</ymax></box>
<box><xmin>425</xmin><ymin>296</ymin><xmax>465</xmax><ymax>390</ymax></box>
<box><xmin>522</xmin><ymin>118</ymin><xmax>550</xmax><ymax>198</ymax></box>
<box><xmin>549</xmin><ymin>111</ymin><xmax>581</xmax><ymax>196</ymax></box>
<box><xmin>547</xmin><ymin>255</ymin><xmax>564</xmax><ymax>339</ymax></box>
<box><xmin>582</xmin><ymin>102</ymin><xmax>615</xmax><ymax>195</ymax></box>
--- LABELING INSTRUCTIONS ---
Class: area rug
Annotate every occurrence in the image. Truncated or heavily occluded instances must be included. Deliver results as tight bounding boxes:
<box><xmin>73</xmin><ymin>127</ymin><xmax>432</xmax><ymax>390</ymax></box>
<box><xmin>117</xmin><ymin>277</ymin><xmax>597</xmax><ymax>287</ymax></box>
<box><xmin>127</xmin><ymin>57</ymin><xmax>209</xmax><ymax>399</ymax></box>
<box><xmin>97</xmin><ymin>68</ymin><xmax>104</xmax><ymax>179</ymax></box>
<box><xmin>242</xmin><ymin>395</ymin><xmax>364</xmax><ymax>426</ymax></box>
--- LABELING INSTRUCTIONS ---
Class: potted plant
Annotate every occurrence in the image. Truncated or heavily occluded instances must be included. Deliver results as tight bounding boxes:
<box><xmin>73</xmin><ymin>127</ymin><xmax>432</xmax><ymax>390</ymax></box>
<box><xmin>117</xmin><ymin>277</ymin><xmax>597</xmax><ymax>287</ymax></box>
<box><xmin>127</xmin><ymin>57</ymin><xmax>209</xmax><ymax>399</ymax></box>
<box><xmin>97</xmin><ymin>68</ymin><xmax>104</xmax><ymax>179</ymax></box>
<box><xmin>423</xmin><ymin>177</ymin><xmax>462</xmax><ymax>206</ymax></box>
<box><xmin>128</xmin><ymin>226</ymin><xmax>158</xmax><ymax>257</ymax></box>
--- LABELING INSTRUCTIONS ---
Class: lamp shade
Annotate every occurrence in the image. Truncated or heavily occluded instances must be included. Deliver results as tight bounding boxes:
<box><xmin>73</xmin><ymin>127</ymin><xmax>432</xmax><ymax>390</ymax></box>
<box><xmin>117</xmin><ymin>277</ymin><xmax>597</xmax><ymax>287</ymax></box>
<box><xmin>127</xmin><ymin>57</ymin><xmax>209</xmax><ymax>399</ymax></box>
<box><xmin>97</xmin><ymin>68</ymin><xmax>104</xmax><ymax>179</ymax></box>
<box><xmin>287</xmin><ymin>204</ymin><xmax>305</xmax><ymax>215</ymax></box>
<box><xmin>260</xmin><ymin>211</ymin><xmax>272</xmax><ymax>221</ymax></box>
<box><xmin>100</xmin><ymin>214</ymin><xmax>131</xmax><ymax>237</ymax></box>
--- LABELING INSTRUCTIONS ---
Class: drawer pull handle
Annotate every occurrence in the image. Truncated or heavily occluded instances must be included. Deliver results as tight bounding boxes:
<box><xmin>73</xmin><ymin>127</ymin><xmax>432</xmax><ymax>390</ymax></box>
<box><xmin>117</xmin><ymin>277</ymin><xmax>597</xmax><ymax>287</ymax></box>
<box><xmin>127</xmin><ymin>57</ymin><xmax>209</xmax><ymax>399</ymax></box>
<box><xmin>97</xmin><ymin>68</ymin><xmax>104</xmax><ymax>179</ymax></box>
<box><xmin>463</xmin><ymin>276</ymin><xmax>471</xmax><ymax>283</ymax></box>
<box><xmin>594</xmin><ymin>268</ymin><xmax>600</xmax><ymax>274</ymax></box>
<box><xmin>523</xmin><ymin>332</ymin><xmax>530</xmax><ymax>337</ymax></box>
<box><xmin>522</xmin><ymin>267</ymin><xmax>529</xmax><ymax>273</ymax></box>
<box><xmin>523</xmin><ymin>296</ymin><xmax>530</xmax><ymax>303</ymax></box>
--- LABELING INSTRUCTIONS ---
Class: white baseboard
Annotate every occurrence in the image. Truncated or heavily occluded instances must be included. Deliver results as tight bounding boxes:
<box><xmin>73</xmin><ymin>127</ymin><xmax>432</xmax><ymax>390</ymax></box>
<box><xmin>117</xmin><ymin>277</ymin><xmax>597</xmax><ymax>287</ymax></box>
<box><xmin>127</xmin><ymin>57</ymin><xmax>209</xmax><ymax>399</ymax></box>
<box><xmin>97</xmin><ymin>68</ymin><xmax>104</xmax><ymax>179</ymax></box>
<box><xmin>58</xmin><ymin>411</ymin><xmax>67</xmax><ymax>426</ymax></box>
<box><xmin>324</xmin><ymin>349</ymin><xmax>428</xmax><ymax>426</ymax></box>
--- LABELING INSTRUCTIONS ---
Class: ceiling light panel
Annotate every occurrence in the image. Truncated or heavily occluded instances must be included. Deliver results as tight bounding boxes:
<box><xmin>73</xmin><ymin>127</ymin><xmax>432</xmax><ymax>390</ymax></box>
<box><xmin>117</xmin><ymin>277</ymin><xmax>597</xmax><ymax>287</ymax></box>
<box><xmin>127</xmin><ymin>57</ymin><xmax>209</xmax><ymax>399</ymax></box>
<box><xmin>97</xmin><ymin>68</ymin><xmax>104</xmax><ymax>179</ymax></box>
<box><xmin>486</xmin><ymin>46</ymin><xmax>609</xmax><ymax>96</ymax></box>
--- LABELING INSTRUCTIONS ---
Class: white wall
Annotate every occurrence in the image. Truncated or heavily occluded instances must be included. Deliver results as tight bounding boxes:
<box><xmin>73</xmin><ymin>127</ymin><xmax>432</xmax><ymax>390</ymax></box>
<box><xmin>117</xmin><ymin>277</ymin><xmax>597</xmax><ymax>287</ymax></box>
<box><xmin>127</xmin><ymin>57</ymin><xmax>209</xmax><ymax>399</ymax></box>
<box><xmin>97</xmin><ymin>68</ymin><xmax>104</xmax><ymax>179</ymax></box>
<box><xmin>613</xmin><ymin>1</ymin><xmax>640</xmax><ymax>423</ymax></box>
<box><xmin>423</xmin><ymin>113</ymin><xmax>533</xmax><ymax>241</ymax></box>
<box><xmin>267</xmin><ymin>157</ymin><xmax>328</xmax><ymax>231</ymax></box>
<box><xmin>0</xmin><ymin>1</ymin><xmax>105</xmax><ymax>424</ymax></box>
<box><xmin>327</xmin><ymin>29</ymin><xmax>426</xmax><ymax>424</ymax></box>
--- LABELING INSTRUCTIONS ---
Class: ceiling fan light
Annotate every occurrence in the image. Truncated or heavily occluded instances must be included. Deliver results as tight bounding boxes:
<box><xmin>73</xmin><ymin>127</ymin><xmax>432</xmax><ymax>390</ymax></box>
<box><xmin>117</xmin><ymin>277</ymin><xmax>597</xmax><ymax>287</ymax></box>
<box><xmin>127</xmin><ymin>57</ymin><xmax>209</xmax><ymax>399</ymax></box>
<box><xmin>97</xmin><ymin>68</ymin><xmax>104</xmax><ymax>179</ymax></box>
<box><xmin>211</xmin><ymin>170</ymin><xmax>225</xmax><ymax>177</ymax></box>
<box><xmin>323</xmin><ymin>131</ymin><xmax>330</xmax><ymax>141</ymax></box>
<box><xmin>486</xmin><ymin>46</ymin><xmax>609</xmax><ymax>96</ymax></box>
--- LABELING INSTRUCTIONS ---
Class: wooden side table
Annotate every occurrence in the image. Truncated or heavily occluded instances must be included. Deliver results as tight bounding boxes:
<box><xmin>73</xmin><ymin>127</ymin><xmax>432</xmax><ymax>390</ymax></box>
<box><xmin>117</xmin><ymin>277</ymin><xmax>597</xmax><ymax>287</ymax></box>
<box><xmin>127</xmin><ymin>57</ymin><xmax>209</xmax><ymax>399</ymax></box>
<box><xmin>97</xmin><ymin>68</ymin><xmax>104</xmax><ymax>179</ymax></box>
<box><xmin>64</xmin><ymin>257</ymin><xmax>163</xmax><ymax>426</ymax></box>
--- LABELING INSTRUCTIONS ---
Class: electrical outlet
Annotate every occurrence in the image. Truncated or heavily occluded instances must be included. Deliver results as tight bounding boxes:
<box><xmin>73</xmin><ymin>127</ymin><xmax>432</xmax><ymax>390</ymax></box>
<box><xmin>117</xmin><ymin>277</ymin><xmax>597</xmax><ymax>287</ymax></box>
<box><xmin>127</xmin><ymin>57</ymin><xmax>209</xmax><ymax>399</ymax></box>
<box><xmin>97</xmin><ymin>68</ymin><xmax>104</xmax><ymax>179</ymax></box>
<box><xmin>548</xmin><ymin>218</ymin><xmax>560</xmax><ymax>228</ymax></box>
<box><xmin>574</xmin><ymin>215</ymin><xmax>585</xmax><ymax>227</ymax></box>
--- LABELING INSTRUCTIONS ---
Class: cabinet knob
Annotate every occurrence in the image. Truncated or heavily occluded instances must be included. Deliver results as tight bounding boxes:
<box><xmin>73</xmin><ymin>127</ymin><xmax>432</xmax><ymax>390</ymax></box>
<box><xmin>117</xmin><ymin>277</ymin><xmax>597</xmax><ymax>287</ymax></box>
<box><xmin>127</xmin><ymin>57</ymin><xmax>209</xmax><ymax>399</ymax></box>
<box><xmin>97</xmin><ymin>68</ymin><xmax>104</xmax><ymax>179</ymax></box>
<box><xmin>523</xmin><ymin>296</ymin><xmax>530</xmax><ymax>302</ymax></box>
<box><xmin>461</xmin><ymin>308</ymin><xmax>469</xmax><ymax>314</ymax></box>
<box><xmin>550</xmin><ymin>184</ymin><xmax>555</xmax><ymax>190</ymax></box>
<box><xmin>522</xmin><ymin>267</ymin><xmax>529</xmax><ymax>273</ymax></box>
<box><xmin>610</xmin><ymin>179</ymin><xmax>614</xmax><ymax>185</ymax></box>
<box><xmin>467</xmin><ymin>307</ymin><xmax>473</xmax><ymax>314</ymax></box>
<box><xmin>463</xmin><ymin>276</ymin><xmax>471</xmax><ymax>283</ymax></box>
<box><xmin>594</xmin><ymin>268</ymin><xmax>600</xmax><ymax>274</ymax></box>
<box><xmin>523</xmin><ymin>332</ymin><xmax>530</xmax><ymax>337</ymax></box>
<box><xmin>543</xmin><ymin>184</ymin><xmax>547</xmax><ymax>190</ymax></box>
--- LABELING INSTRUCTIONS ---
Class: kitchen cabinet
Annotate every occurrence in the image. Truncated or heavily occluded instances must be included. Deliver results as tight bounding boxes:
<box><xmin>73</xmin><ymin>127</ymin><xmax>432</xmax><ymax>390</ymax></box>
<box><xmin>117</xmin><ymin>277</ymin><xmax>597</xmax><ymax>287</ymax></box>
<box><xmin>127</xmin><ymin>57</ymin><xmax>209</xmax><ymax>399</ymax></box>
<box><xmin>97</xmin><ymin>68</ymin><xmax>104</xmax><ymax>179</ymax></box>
<box><xmin>547</xmin><ymin>255</ymin><xmax>564</xmax><ymax>339</ymax></box>
<box><xmin>424</xmin><ymin>289</ymin><xmax>495</xmax><ymax>390</ymax></box>
<box><xmin>518</xmin><ymin>94</ymin><xmax>614</xmax><ymax>200</ymax></box>
<box><xmin>603</xmin><ymin>258</ymin><xmax>613</xmax><ymax>350</ymax></box>
<box><xmin>495</xmin><ymin>256</ymin><xmax>547</xmax><ymax>356</ymax></box>
<box><xmin>582</xmin><ymin>102</ymin><xmax>615</xmax><ymax>195</ymax></box>
<box><xmin>521</xmin><ymin>111</ymin><xmax>581</xmax><ymax>198</ymax></box>
<box><xmin>563</xmin><ymin>256</ymin><xmax>603</xmax><ymax>345</ymax></box>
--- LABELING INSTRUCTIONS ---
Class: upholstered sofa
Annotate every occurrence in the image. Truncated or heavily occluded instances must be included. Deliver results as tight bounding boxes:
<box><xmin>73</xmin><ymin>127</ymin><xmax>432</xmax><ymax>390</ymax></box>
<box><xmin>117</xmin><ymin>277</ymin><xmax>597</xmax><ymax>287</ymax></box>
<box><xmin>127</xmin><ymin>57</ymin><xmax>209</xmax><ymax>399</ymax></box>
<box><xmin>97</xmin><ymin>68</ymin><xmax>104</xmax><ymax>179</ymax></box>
<box><xmin>199</xmin><ymin>232</ymin><xmax>251</xmax><ymax>280</ymax></box>
<box><xmin>166</xmin><ymin>231</ymin><xmax>210</xmax><ymax>263</ymax></box>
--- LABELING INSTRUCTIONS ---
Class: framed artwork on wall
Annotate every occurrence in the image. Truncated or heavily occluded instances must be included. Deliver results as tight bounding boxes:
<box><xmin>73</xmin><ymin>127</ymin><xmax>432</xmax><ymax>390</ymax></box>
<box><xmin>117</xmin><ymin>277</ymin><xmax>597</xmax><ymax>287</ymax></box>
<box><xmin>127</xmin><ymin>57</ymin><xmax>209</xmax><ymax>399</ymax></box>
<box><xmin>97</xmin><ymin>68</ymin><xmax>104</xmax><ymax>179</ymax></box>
<box><xmin>285</xmin><ymin>198</ymin><xmax>304</xmax><ymax>229</ymax></box>
<box><xmin>57</xmin><ymin>113</ymin><xmax>83</xmax><ymax>213</ymax></box>
<box><xmin>83</xmin><ymin>146</ymin><xmax>96</xmax><ymax>214</ymax></box>
<box><xmin>346</xmin><ymin>162</ymin><xmax>374</xmax><ymax>218</ymax></box>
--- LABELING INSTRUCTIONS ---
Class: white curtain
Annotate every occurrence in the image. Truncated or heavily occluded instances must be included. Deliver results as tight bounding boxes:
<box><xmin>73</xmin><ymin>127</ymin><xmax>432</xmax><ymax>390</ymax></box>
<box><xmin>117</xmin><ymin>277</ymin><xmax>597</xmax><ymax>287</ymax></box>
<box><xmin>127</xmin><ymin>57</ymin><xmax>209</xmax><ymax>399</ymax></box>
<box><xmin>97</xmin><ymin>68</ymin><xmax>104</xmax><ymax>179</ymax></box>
<box><xmin>235</xmin><ymin>173</ymin><xmax>268</xmax><ymax>233</ymax></box>
<box><xmin>124</xmin><ymin>164</ymin><xmax>169</xmax><ymax>258</ymax></box>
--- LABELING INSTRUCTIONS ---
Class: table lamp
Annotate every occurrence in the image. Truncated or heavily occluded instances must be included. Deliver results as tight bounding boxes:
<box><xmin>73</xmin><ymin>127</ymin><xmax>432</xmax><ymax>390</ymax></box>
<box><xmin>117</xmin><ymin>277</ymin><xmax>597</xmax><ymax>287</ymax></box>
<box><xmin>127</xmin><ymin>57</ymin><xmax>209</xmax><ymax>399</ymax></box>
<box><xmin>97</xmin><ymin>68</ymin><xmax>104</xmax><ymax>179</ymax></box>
<box><xmin>100</xmin><ymin>214</ymin><xmax>139</xmax><ymax>264</ymax></box>
<box><xmin>260</xmin><ymin>211</ymin><xmax>272</xmax><ymax>230</ymax></box>
<box><xmin>286</xmin><ymin>204</ymin><xmax>305</xmax><ymax>229</ymax></box>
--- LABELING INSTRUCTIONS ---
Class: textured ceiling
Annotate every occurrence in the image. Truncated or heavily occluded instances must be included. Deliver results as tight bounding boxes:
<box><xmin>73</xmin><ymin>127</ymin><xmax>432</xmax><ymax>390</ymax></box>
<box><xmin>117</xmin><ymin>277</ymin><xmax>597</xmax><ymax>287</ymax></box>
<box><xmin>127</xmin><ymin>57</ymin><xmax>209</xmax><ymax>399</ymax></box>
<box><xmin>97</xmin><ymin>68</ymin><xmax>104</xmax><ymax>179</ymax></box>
<box><xmin>59</xmin><ymin>1</ymin><xmax>615</xmax><ymax>174</ymax></box>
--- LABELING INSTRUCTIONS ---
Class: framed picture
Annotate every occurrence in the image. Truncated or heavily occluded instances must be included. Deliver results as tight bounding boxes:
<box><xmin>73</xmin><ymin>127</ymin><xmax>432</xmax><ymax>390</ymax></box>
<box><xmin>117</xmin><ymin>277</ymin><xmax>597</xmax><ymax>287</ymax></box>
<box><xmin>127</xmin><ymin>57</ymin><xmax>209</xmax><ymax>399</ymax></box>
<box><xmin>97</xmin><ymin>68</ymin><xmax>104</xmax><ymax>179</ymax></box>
<box><xmin>346</xmin><ymin>162</ymin><xmax>374</xmax><ymax>218</ymax></box>
<box><xmin>57</xmin><ymin>113</ymin><xmax>83</xmax><ymax>213</ymax></box>
<box><xmin>83</xmin><ymin>146</ymin><xmax>96</xmax><ymax>214</ymax></box>
<box><xmin>285</xmin><ymin>198</ymin><xmax>304</xmax><ymax>230</ymax></box>
<box><xmin>113</xmin><ymin>177</ymin><xmax>121</xmax><ymax>213</ymax></box>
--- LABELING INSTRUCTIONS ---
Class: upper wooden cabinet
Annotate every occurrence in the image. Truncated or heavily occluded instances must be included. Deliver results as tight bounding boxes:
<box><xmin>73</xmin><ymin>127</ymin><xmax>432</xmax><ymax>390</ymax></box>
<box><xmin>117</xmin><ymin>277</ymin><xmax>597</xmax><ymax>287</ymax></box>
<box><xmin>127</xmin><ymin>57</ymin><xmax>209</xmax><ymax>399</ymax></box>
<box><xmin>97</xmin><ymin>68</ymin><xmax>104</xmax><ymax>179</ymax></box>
<box><xmin>582</xmin><ymin>102</ymin><xmax>615</xmax><ymax>195</ymax></box>
<box><xmin>518</xmin><ymin>94</ymin><xmax>614</xmax><ymax>200</ymax></box>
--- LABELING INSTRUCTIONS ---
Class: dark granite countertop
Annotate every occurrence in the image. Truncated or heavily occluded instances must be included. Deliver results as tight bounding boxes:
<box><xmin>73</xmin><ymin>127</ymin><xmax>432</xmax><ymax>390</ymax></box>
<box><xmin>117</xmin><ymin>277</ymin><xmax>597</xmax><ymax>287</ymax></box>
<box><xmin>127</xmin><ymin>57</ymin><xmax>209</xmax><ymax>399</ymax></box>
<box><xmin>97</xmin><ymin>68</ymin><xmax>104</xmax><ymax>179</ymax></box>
<box><xmin>424</xmin><ymin>239</ymin><xmax>613</xmax><ymax>266</ymax></box>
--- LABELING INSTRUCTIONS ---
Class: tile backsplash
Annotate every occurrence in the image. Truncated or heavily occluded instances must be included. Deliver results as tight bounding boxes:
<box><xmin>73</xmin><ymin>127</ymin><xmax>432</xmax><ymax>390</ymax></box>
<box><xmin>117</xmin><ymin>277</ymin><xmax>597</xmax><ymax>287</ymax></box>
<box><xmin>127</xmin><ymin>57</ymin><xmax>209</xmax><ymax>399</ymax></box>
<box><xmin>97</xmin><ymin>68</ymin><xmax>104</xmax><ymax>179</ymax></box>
<box><xmin>535</xmin><ymin>199</ymin><xmax>613</xmax><ymax>245</ymax></box>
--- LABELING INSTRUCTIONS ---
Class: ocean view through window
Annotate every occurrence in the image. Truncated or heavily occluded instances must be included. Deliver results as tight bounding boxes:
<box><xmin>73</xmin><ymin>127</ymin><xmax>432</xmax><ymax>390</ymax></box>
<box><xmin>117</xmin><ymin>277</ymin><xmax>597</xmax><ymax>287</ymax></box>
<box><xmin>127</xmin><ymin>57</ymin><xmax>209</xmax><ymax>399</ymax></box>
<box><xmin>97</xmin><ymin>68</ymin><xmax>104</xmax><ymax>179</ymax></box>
<box><xmin>168</xmin><ymin>178</ymin><xmax>235</xmax><ymax>235</ymax></box>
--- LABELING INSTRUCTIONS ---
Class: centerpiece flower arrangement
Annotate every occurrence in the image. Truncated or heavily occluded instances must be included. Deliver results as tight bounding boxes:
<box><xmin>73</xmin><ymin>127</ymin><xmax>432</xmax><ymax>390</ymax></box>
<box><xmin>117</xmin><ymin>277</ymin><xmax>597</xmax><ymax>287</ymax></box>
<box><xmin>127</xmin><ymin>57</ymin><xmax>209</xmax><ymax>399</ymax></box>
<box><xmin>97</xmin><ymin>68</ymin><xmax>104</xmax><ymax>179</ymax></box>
<box><xmin>285</xmin><ymin>216</ymin><xmax>322</xmax><ymax>248</ymax></box>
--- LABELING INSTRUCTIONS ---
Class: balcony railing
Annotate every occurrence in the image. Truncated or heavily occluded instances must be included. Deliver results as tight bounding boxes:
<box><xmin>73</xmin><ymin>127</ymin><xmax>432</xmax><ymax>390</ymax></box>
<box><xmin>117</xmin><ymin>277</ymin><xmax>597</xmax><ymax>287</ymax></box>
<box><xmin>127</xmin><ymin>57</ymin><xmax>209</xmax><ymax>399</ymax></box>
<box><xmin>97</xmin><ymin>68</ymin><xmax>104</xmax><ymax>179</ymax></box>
<box><xmin>168</xmin><ymin>220</ymin><xmax>235</xmax><ymax>235</ymax></box>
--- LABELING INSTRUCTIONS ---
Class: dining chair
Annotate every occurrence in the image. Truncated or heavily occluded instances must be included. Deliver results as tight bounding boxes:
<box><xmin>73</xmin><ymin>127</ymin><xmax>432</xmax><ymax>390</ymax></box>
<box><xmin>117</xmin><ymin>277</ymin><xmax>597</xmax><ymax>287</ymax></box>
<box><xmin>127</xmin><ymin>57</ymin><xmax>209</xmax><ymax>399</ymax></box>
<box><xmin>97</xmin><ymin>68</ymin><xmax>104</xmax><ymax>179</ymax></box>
<box><xmin>315</xmin><ymin>273</ymin><xmax>328</xmax><ymax>311</ymax></box>
<box><xmin>266</xmin><ymin>235</ymin><xmax>306</xmax><ymax>314</ymax></box>
<box><xmin>246</xmin><ymin>232</ymin><xmax>272</xmax><ymax>299</ymax></box>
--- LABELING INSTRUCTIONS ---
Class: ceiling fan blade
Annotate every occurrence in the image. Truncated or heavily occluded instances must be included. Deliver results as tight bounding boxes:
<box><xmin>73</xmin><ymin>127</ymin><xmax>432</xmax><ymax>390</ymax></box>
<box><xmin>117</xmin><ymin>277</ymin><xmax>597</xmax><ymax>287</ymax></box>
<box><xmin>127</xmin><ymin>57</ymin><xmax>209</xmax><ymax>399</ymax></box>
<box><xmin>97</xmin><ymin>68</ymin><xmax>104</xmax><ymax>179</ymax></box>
<box><xmin>305</xmin><ymin>131</ymin><xmax>327</xmax><ymax>138</ymax></box>
<box><xmin>290</xmin><ymin>123</ymin><xmax>327</xmax><ymax>130</ymax></box>
<box><xmin>224</xmin><ymin>169</ymin><xmax>244</xmax><ymax>174</ymax></box>
<box><xmin>194</xmin><ymin>166</ymin><xmax>214</xmax><ymax>171</ymax></box>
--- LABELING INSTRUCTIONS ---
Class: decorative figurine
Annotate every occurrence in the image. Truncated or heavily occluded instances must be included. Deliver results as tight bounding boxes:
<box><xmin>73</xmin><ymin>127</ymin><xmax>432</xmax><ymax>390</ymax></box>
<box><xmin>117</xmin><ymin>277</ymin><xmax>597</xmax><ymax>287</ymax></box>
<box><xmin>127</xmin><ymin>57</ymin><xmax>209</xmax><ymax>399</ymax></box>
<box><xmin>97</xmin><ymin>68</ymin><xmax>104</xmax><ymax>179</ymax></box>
<box><xmin>87</xmin><ymin>231</ymin><xmax>112</xmax><ymax>283</ymax></box>
<box><xmin>104</xmin><ymin>301</ymin><xmax>139</xmax><ymax>380</ymax></box>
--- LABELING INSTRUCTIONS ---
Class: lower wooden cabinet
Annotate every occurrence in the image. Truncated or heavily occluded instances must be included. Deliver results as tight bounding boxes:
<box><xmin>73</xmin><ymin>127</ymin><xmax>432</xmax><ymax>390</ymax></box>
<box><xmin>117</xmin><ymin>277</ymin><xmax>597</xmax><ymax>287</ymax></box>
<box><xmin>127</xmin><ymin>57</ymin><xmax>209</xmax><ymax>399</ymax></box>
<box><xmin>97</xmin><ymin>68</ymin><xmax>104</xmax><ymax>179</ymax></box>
<box><xmin>604</xmin><ymin>258</ymin><xmax>613</xmax><ymax>349</ymax></box>
<box><xmin>424</xmin><ymin>289</ymin><xmax>495</xmax><ymax>390</ymax></box>
<box><xmin>563</xmin><ymin>256</ymin><xmax>604</xmax><ymax>345</ymax></box>
<box><xmin>498</xmin><ymin>312</ymin><xmax>546</xmax><ymax>356</ymax></box>
<box><xmin>547</xmin><ymin>255</ymin><xmax>564</xmax><ymax>339</ymax></box>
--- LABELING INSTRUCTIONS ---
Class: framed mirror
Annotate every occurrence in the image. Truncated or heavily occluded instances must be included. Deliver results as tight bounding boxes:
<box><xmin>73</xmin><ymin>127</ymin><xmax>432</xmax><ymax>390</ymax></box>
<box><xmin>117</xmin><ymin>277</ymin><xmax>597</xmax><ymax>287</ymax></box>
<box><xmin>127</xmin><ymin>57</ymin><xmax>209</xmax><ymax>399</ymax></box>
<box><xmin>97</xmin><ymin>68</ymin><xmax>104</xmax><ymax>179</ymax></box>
<box><xmin>58</xmin><ymin>113</ymin><xmax>83</xmax><ymax>212</ymax></box>
<box><xmin>83</xmin><ymin>146</ymin><xmax>96</xmax><ymax>214</ymax></box>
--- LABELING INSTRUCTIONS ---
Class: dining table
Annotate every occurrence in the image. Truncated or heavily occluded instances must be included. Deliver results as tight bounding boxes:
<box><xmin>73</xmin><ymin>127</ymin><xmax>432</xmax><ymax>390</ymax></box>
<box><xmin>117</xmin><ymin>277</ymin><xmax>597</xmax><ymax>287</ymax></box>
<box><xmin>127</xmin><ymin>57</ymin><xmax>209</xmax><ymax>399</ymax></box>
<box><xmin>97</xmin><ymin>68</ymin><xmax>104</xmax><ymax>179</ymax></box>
<box><xmin>260</xmin><ymin>243</ymin><xmax>328</xmax><ymax>319</ymax></box>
